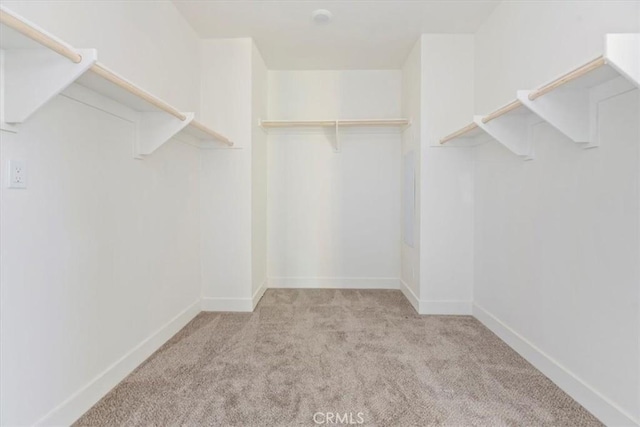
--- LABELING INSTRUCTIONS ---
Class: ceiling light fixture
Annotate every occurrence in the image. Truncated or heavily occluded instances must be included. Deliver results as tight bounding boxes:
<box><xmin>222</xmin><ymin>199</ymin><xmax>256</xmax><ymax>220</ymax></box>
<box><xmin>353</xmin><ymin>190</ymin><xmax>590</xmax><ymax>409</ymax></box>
<box><xmin>312</xmin><ymin>9</ymin><xmax>333</xmax><ymax>25</ymax></box>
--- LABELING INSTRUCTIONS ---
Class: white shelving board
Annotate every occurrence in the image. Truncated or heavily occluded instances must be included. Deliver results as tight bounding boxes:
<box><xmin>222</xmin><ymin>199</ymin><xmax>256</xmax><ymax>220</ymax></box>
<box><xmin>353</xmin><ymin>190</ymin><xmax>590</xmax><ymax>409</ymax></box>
<box><xmin>604</xmin><ymin>33</ymin><xmax>639</xmax><ymax>88</ymax></box>
<box><xmin>439</xmin><ymin>101</ymin><xmax>540</xmax><ymax>159</ymax></box>
<box><xmin>0</xmin><ymin>9</ymin><xmax>97</xmax><ymax>127</ymax></box>
<box><xmin>176</xmin><ymin>121</ymin><xmax>237</xmax><ymax>150</ymax></box>
<box><xmin>260</xmin><ymin>119</ymin><xmax>410</xmax><ymax>128</ymax></box>
<box><xmin>436</xmin><ymin>123</ymin><xmax>488</xmax><ymax>147</ymax></box>
<box><xmin>439</xmin><ymin>33</ymin><xmax>640</xmax><ymax>158</ymax></box>
<box><xmin>77</xmin><ymin>68</ymin><xmax>235</xmax><ymax>152</ymax></box>
<box><xmin>0</xmin><ymin>5</ymin><xmax>233</xmax><ymax>157</ymax></box>
<box><xmin>476</xmin><ymin>101</ymin><xmax>541</xmax><ymax>160</ymax></box>
<box><xmin>260</xmin><ymin>118</ymin><xmax>410</xmax><ymax>152</ymax></box>
<box><xmin>75</xmin><ymin>69</ymin><xmax>173</xmax><ymax>115</ymax></box>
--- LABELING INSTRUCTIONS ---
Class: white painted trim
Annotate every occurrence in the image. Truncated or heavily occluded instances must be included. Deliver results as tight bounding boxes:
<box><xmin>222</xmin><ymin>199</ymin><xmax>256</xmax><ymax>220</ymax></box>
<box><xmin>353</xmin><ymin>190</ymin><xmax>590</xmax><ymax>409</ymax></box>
<box><xmin>204</xmin><ymin>277</ymin><xmax>398</xmax><ymax>312</ymax></box>
<box><xmin>400</xmin><ymin>279</ymin><xmax>420</xmax><ymax>313</ymax></box>
<box><xmin>268</xmin><ymin>276</ymin><xmax>401</xmax><ymax>289</ymax></box>
<box><xmin>420</xmin><ymin>299</ymin><xmax>472</xmax><ymax>315</ymax></box>
<box><xmin>473</xmin><ymin>303</ymin><xmax>638</xmax><ymax>427</ymax></box>
<box><xmin>399</xmin><ymin>280</ymin><xmax>471</xmax><ymax>315</ymax></box>
<box><xmin>202</xmin><ymin>296</ymin><xmax>253</xmax><ymax>312</ymax></box>
<box><xmin>201</xmin><ymin>281</ymin><xmax>267</xmax><ymax>313</ymax></box>
<box><xmin>252</xmin><ymin>280</ymin><xmax>267</xmax><ymax>310</ymax></box>
<box><xmin>34</xmin><ymin>299</ymin><xmax>201</xmax><ymax>426</ymax></box>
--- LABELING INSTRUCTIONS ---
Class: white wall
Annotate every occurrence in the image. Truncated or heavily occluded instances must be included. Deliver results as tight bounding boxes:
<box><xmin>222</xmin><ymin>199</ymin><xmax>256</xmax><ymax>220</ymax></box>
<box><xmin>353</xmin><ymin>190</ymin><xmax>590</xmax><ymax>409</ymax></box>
<box><xmin>418</xmin><ymin>35</ymin><xmax>475</xmax><ymax>314</ymax></box>
<box><xmin>0</xmin><ymin>3</ymin><xmax>204</xmax><ymax>425</ymax></box>
<box><xmin>199</xmin><ymin>39</ymin><xmax>254</xmax><ymax>308</ymax></box>
<box><xmin>0</xmin><ymin>93</ymin><xmax>202</xmax><ymax>426</ymax></box>
<box><xmin>2</xmin><ymin>0</ymin><xmax>201</xmax><ymax>113</ymax></box>
<box><xmin>251</xmin><ymin>42</ymin><xmax>268</xmax><ymax>297</ymax></box>
<box><xmin>473</xmin><ymin>2</ymin><xmax>640</xmax><ymax>425</ymax></box>
<box><xmin>199</xmin><ymin>38</ymin><xmax>268</xmax><ymax>309</ymax></box>
<box><xmin>267</xmin><ymin>71</ymin><xmax>402</xmax><ymax>289</ymax></box>
<box><xmin>400</xmin><ymin>40</ymin><xmax>422</xmax><ymax>304</ymax></box>
<box><xmin>3</xmin><ymin>2</ymin><xmax>638</xmax><ymax>426</ymax></box>
<box><xmin>475</xmin><ymin>0</ymin><xmax>640</xmax><ymax>113</ymax></box>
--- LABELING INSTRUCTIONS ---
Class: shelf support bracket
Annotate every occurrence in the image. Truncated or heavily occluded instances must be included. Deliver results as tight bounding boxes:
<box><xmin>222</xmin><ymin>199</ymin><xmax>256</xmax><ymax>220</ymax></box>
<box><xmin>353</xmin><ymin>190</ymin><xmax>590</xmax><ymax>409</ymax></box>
<box><xmin>134</xmin><ymin>112</ymin><xmax>194</xmax><ymax>159</ymax></box>
<box><xmin>518</xmin><ymin>73</ymin><xmax>634</xmax><ymax>149</ymax></box>
<box><xmin>2</xmin><ymin>48</ymin><xmax>97</xmax><ymax>124</ymax></box>
<box><xmin>606</xmin><ymin>34</ymin><xmax>640</xmax><ymax>88</ymax></box>
<box><xmin>334</xmin><ymin>121</ymin><xmax>341</xmax><ymax>153</ymax></box>
<box><xmin>474</xmin><ymin>114</ymin><xmax>537</xmax><ymax>160</ymax></box>
<box><xmin>517</xmin><ymin>89</ymin><xmax>595</xmax><ymax>148</ymax></box>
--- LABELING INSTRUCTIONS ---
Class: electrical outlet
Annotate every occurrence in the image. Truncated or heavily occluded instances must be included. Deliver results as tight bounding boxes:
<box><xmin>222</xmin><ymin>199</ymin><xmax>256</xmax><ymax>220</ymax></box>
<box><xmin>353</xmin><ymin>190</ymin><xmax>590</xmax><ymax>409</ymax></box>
<box><xmin>7</xmin><ymin>160</ymin><xmax>27</xmax><ymax>189</ymax></box>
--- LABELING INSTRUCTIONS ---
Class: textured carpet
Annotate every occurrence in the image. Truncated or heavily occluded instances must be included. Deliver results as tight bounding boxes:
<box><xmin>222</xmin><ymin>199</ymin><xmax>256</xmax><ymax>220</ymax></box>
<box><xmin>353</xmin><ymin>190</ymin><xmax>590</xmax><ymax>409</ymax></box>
<box><xmin>75</xmin><ymin>289</ymin><xmax>602</xmax><ymax>426</ymax></box>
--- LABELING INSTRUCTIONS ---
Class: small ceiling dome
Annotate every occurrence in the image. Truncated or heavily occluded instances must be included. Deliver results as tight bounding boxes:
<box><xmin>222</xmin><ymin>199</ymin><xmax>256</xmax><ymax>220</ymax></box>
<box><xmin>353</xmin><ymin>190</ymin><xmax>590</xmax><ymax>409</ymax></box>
<box><xmin>312</xmin><ymin>9</ymin><xmax>333</xmax><ymax>25</ymax></box>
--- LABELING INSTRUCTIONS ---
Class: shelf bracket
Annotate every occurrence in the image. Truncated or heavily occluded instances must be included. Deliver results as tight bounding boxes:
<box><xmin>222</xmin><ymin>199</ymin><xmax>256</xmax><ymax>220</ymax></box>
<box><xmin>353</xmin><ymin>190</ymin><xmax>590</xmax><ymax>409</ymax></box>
<box><xmin>2</xmin><ymin>48</ymin><xmax>97</xmax><ymax>124</ymax></box>
<box><xmin>474</xmin><ymin>114</ymin><xmax>538</xmax><ymax>160</ymax></box>
<box><xmin>134</xmin><ymin>112</ymin><xmax>194</xmax><ymax>159</ymax></box>
<box><xmin>606</xmin><ymin>34</ymin><xmax>640</xmax><ymax>88</ymax></box>
<box><xmin>334</xmin><ymin>121</ymin><xmax>341</xmax><ymax>153</ymax></box>
<box><xmin>518</xmin><ymin>74</ymin><xmax>633</xmax><ymax>149</ymax></box>
<box><xmin>517</xmin><ymin>88</ymin><xmax>594</xmax><ymax>148</ymax></box>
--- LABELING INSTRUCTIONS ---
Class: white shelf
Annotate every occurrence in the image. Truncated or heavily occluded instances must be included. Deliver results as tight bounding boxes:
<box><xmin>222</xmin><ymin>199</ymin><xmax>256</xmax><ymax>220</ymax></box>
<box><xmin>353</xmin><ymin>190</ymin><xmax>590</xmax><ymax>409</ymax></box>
<box><xmin>76</xmin><ymin>64</ymin><xmax>185</xmax><ymax>118</ymax></box>
<box><xmin>439</xmin><ymin>33</ymin><xmax>640</xmax><ymax>158</ymax></box>
<box><xmin>337</xmin><ymin>118</ymin><xmax>410</xmax><ymax>127</ymax></box>
<box><xmin>260</xmin><ymin>118</ymin><xmax>410</xmax><ymax>153</ymax></box>
<box><xmin>439</xmin><ymin>100</ymin><xmax>539</xmax><ymax>159</ymax></box>
<box><xmin>176</xmin><ymin>120</ymin><xmax>235</xmax><ymax>149</ymax></box>
<box><xmin>75</xmin><ymin>63</ymin><xmax>193</xmax><ymax>158</ymax></box>
<box><xmin>606</xmin><ymin>34</ymin><xmax>639</xmax><ymax>86</ymax></box>
<box><xmin>260</xmin><ymin>118</ymin><xmax>410</xmax><ymax>128</ymax></box>
<box><xmin>518</xmin><ymin>41</ymin><xmax>638</xmax><ymax>148</ymax></box>
<box><xmin>438</xmin><ymin>123</ymin><xmax>487</xmax><ymax>147</ymax></box>
<box><xmin>475</xmin><ymin>100</ymin><xmax>540</xmax><ymax>160</ymax></box>
<box><xmin>0</xmin><ymin>5</ymin><xmax>233</xmax><ymax>158</ymax></box>
<box><xmin>0</xmin><ymin>7</ymin><xmax>97</xmax><ymax>124</ymax></box>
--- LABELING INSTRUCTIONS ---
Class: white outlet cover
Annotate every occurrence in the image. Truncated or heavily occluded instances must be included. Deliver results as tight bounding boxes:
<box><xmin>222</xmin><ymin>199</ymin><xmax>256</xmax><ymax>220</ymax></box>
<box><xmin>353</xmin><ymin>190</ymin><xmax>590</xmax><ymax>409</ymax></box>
<box><xmin>7</xmin><ymin>160</ymin><xmax>27</xmax><ymax>189</ymax></box>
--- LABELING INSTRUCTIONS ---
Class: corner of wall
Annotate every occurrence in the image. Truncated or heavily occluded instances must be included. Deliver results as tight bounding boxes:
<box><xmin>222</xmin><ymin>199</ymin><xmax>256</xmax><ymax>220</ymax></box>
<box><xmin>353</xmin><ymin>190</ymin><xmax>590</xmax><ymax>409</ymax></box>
<box><xmin>400</xmin><ymin>36</ymin><xmax>423</xmax><ymax>302</ymax></box>
<box><xmin>418</xmin><ymin>34</ymin><xmax>475</xmax><ymax>312</ymax></box>
<box><xmin>199</xmin><ymin>37</ymin><xmax>254</xmax><ymax>308</ymax></box>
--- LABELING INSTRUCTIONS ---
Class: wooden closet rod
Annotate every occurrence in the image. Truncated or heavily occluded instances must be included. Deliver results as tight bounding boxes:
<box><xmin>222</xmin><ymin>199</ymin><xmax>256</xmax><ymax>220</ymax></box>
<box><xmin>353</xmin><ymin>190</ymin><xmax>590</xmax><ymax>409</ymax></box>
<box><xmin>261</xmin><ymin>119</ymin><xmax>410</xmax><ymax>128</ymax></box>
<box><xmin>528</xmin><ymin>56</ymin><xmax>606</xmax><ymax>101</ymax></box>
<box><xmin>440</xmin><ymin>122</ymin><xmax>478</xmax><ymax>144</ymax></box>
<box><xmin>482</xmin><ymin>100</ymin><xmax>523</xmax><ymax>124</ymax></box>
<box><xmin>338</xmin><ymin>119</ymin><xmax>410</xmax><ymax>126</ymax></box>
<box><xmin>0</xmin><ymin>8</ymin><xmax>82</xmax><ymax>63</ymax></box>
<box><xmin>262</xmin><ymin>120</ymin><xmax>336</xmax><ymax>127</ymax></box>
<box><xmin>191</xmin><ymin>120</ymin><xmax>234</xmax><ymax>146</ymax></box>
<box><xmin>90</xmin><ymin>64</ymin><xmax>187</xmax><ymax>121</ymax></box>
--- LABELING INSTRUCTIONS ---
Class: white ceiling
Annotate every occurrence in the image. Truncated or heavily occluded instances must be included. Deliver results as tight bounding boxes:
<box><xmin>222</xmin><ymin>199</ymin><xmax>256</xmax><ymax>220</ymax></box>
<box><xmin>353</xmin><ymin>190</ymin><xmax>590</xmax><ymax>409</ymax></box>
<box><xmin>172</xmin><ymin>0</ymin><xmax>501</xmax><ymax>69</ymax></box>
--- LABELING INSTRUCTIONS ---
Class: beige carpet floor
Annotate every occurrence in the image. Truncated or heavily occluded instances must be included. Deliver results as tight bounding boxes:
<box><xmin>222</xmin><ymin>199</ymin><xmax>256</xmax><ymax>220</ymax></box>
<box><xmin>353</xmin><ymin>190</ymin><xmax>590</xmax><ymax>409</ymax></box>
<box><xmin>75</xmin><ymin>289</ymin><xmax>602</xmax><ymax>426</ymax></box>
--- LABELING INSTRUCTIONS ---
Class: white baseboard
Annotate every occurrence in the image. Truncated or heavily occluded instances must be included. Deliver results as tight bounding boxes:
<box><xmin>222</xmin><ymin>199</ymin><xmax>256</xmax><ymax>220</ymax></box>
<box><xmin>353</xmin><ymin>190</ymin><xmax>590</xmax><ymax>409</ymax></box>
<box><xmin>35</xmin><ymin>299</ymin><xmax>201</xmax><ymax>426</ymax></box>
<box><xmin>420</xmin><ymin>300</ymin><xmax>472</xmax><ymax>315</ymax></box>
<box><xmin>201</xmin><ymin>280</ymin><xmax>267</xmax><ymax>313</ymax></box>
<box><xmin>473</xmin><ymin>303</ymin><xmax>638</xmax><ymax>427</ymax></box>
<box><xmin>201</xmin><ymin>296</ymin><xmax>254</xmax><ymax>312</ymax></box>
<box><xmin>203</xmin><ymin>277</ymin><xmax>400</xmax><ymax>311</ymax></box>
<box><xmin>252</xmin><ymin>280</ymin><xmax>267</xmax><ymax>309</ymax></box>
<box><xmin>400</xmin><ymin>279</ymin><xmax>420</xmax><ymax>312</ymax></box>
<box><xmin>399</xmin><ymin>280</ymin><xmax>472</xmax><ymax>315</ymax></box>
<box><xmin>268</xmin><ymin>276</ymin><xmax>401</xmax><ymax>289</ymax></box>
